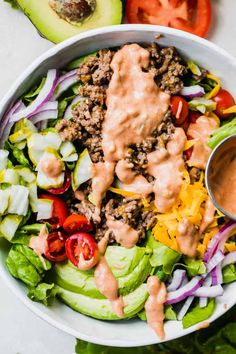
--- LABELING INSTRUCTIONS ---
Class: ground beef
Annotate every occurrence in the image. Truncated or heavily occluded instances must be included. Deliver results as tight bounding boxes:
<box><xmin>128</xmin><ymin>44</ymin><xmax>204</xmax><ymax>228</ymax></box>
<box><xmin>189</xmin><ymin>166</ymin><xmax>201</xmax><ymax>183</ymax></box>
<box><xmin>125</xmin><ymin>109</ymin><xmax>175</xmax><ymax>176</ymax></box>
<box><xmin>147</xmin><ymin>43</ymin><xmax>187</xmax><ymax>95</ymax></box>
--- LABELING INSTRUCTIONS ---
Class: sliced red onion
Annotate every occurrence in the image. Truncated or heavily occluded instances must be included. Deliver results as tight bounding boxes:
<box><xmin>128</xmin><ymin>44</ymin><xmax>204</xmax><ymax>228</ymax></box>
<box><xmin>10</xmin><ymin>69</ymin><xmax>58</xmax><ymax>123</ymax></box>
<box><xmin>222</xmin><ymin>251</ymin><xmax>236</xmax><ymax>268</ymax></box>
<box><xmin>30</xmin><ymin>110</ymin><xmax>58</xmax><ymax>124</ymax></box>
<box><xmin>199</xmin><ymin>275</ymin><xmax>212</xmax><ymax>308</ymax></box>
<box><xmin>0</xmin><ymin>100</ymin><xmax>25</xmax><ymax>147</ymax></box>
<box><xmin>205</xmin><ymin>250</ymin><xmax>225</xmax><ymax>274</ymax></box>
<box><xmin>166</xmin><ymin>276</ymin><xmax>203</xmax><ymax>305</ymax></box>
<box><xmin>37</xmin><ymin>120</ymin><xmax>48</xmax><ymax>132</ymax></box>
<box><xmin>167</xmin><ymin>270</ymin><xmax>187</xmax><ymax>292</ymax></box>
<box><xmin>51</xmin><ymin>69</ymin><xmax>78</xmax><ymax>100</ymax></box>
<box><xmin>63</xmin><ymin>96</ymin><xmax>82</xmax><ymax>120</ymax></box>
<box><xmin>180</xmin><ymin>85</ymin><xmax>205</xmax><ymax>99</ymax></box>
<box><xmin>177</xmin><ymin>296</ymin><xmax>194</xmax><ymax>321</ymax></box>
<box><xmin>203</xmin><ymin>221</ymin><xmax>236</xmax><ymax>262</ymax></box>
<box><xmin>193</xmin><ymin>285</ymin><xmax>224</xmax><ymax>298</ymax></box>
<box><xmin>211</xmin><ymin>264</ymin><xmax>223</xmax><ymax>286</ymax></box>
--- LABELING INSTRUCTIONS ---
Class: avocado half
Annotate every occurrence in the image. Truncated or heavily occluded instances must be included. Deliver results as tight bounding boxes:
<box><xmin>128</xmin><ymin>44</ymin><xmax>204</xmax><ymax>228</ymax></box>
<box><xmin>16</xmin><ymin>0</ymin><xmax>123</xmax><ymax>43</ymax></box>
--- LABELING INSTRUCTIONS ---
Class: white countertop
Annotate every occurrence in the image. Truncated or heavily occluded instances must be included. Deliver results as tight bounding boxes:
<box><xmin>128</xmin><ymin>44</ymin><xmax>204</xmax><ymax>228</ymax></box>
<box><xmin>0</xmin><ymin>1</ymin><xmax>236</xmax><ymax>353</ymax></box>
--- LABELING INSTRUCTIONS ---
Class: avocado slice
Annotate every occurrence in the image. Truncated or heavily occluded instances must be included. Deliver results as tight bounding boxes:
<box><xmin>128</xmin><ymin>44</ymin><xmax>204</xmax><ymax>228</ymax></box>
<box><xmin>16</xmin><ymin>0</ymin><xmax>123</xmax><ymax>43</ymax></box>
<box><xmin>56</xmin><ymin>283</ymin><xmax>148</xmax><ymax>320</ymax></box>
<box><xmin>52</xmin><ymin>252</ymin><xmax>151</xmax><ymax>297</ymax></box>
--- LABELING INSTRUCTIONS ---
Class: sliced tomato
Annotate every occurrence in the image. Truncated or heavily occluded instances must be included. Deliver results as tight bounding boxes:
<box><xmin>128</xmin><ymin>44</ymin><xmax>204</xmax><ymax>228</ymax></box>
<box><xmin>63</xmin><ymin>214</ymin><xmax>93</xmax><ymax>234</ymax></box>
<box><xmin>184</xmin><ymin>134</ymin><xmax>194</xmax><ymax>160</ymax></box>
<box><xmin>170</xmin><ymin>95</ymin><xmax>189</xmax><ymax>125</ymax></box>
<box><xmin>188</xmin><ymin>110</ymin><xmax>201</xmax><ymax>124</ymax></box>
<box><xmin>213</xmin><ymin>89</ymin><xmax>235</xmax><ymax>118</ymax></box>
<box><xmin>65</xmin><ymin>233</ymin><xmax>99</xmax><ymax>270</ymax></box>
<box><xmin>126</xmin><ymin>0</ymin><xmax>212</xmax><ymax>38</ymax></box>
<box><xmin>44</xmin><ymin>231</ymin><xmax>67</xmax><ymax>262</ymax></box>
<box><xmin>47</xmin><ymin>172</ymin><xmax>71</xmax><ymax>195</ymax></box>
<box><xmin>40</xmin><ymin>194</ymin><xmax>69</xmax><ymax>229</ymax></box>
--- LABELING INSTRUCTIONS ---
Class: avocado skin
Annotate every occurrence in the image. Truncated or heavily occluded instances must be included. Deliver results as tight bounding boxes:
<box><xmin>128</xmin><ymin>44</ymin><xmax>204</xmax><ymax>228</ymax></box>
<box><xmin>56</xmin><ymin>283</ymin><xmax>148</xmax><ymax>321</ymax></box>
<box><xmin>16</xmin><ymin>0</ymin><xmax>122</xmax><ymax>43</ymax></box>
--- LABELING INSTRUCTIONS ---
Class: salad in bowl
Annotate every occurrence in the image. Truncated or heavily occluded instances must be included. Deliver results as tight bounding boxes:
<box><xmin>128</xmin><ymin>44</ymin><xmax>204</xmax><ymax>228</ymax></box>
<box><xmin>0</xmin><ymin>26</ymin><xmax>236</xmax><ymax>344</ymax></box>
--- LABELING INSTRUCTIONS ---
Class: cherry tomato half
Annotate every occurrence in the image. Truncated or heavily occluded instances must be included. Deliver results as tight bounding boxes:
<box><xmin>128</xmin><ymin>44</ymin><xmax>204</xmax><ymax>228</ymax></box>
<box><xmin>44</xmin><ymin>231</ymin><xmax>67</xmax><ymax>262</ymax></box>
<box><xmin>184</xmin><ymin>134</ymin><xmax>194</xmax><ymax>160</ymax></box>
<box><xmin>170</xmin><ymin>96</ymin><xmax>189</xmax><ymax>126</ymax></box>
<box><xmin>188</xmin><ymin>111</ymin><xmax>201</xmax><ymax>124</ymax></box>
<box><xmin>65</xmin><ymin>233</ymin><xmax>99</xmax><ymax>270</ymax></box>
<box><xmin>126</xmin><ymin>0</ymin><xmax>212</xmax><ymax>38</ymax></box>
<box><xmin>63</xmin><ymin>214</ymin><xmax>93</xmax><ymax>234</ymax></box>
<box><xmin>47</xmin><ymin>171</ymin><xmax>71</xmax><ymax>195</ymax></box>
<box><xmin>213</xmin><ymin>89</ymin><xmax>235</xmax><ymax>118</ymax></box>
<box><xmin>40</xmin><ymin>194</ymin><xmax>69</xmax><ymax>229</ymax></box>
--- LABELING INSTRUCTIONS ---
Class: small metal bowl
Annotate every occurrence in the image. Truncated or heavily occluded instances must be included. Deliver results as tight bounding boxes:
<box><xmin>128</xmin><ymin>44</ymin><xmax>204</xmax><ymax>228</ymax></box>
<box><xmin>205</xmin><ymin>134</ymin><xmax>236</xmax><ymax>220</ymax></box>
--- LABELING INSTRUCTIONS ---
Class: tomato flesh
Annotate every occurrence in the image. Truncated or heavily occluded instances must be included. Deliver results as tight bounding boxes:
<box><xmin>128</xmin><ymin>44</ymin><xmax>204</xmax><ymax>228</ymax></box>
<box><xmin>188</xmin><ymin>110</ymin><xmax>201</xmax><ymax>124</ymax></box>
<box><xmin>65</xmin><ymin>233</ymin><xmax>99</xmax><ymax>270</ymax></box>
<box><xmin>47</xmin><ymin>172</ymin><xmax>71</xmax><ymax>195</ymax></box>
<box><xmin>40</xmin><ymin>194</ymin><xmax>69</xmax><ymax>229</ymax></box>
<box><xmin>63</xmin><ymin>214</ymin><xmax>93</xmax><ymax>234</ymax></box>
<box><xmin>170</xmin><ymin>96</ymin><xmax>189</xmax><ymax>126</ymax></box>
<box><xmin>213</xmin><ymin>89</ymin><xmax>235</xmax><ymax>118</ymax></box>
<box><xmin>126</xmin><ymin>0</ymin><xmax>212</xmax><ymax>38</ymax></box>
<box><xmin>44</xmin><ymin>231</ymin><xmax>67</xmax><ymax>262</ymax></box>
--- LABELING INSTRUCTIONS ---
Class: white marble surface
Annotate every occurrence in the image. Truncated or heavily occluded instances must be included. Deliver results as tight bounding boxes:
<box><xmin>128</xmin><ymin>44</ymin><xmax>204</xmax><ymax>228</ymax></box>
<box><xmin>0</xmin><ymin>1</ymin><xmax>236</xmax><ymax>353</ymax></box>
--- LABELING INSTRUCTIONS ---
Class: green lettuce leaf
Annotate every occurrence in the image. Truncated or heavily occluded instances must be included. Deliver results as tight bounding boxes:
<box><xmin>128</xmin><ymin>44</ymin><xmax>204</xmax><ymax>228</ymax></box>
<box><xmin>146</xmin><ymin>231</ymin><xmax>181</xmax><ymax>274</ymax></box>
<box><xmin>182</xmin><ymin>257</ymin><xmax>206</xmax><ymax>277</ymax></box>
<box><xmin>223</xmin><ymin>264</ymin><xmax>236</xmax><ymax>284</ymax></box>
<box><xmin>28</xmin><ymin>283</ymin><xmax>58</xmax><ymax>306</ymax></box>
<box><xmin>182</xmin><ymin>299</ymin><xmax>215</xmax><ymax>329</ymax></box>
<box><xmin>14</xmin><ymin>244</ymin><xmax>51</xmax><ymax>273</ymax></box>
<box><xmin>23</xmin><ymin>78</ymin><xmax>46</xmax><ymax>104</ymax></box>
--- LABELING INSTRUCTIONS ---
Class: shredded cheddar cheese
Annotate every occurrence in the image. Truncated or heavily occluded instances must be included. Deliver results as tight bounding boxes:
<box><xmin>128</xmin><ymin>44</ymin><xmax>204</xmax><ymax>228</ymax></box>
<box><xmin>152</xmin><ymin>169</ymin><xmax>217</xmax><ymax>256</ymax></box>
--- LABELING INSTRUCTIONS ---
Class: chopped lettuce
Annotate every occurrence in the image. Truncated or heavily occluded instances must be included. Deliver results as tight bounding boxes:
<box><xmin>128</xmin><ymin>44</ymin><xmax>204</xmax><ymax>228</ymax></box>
<box><xmin>28</xmin><ymin>283</ymin><xmax>58</xmax><ymax>305</ymax></box>
<box><xmin>23</xmin><ymin>78</ymin><xmax>46</xmax><ymax>104</ymax></box>
<box><xmin>182</xmin><ymin>257</ymin><xmax>206</xmax><ymax>277</ymax></box>
<box><xmin>182</xmin><ymin>299</ymin><xmax>215</xmax><ymax>329</ymax></box>
<box><xmin>223</xmin><ymin>264</ymin><xmax>236</xmax><ymax>284</ymax></box>
<box><xmin>146</xmin><ymin>231</ymin><xmax>181</xmax><ymax>274</ymax></box>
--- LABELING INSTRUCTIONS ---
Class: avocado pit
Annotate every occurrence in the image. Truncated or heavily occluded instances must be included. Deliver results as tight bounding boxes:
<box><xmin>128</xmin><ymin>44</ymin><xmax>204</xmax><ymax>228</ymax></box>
<box><xmin>49</xmin><ymin>0</ymin><xmax>96</xmax><ymax>24</ymax></box>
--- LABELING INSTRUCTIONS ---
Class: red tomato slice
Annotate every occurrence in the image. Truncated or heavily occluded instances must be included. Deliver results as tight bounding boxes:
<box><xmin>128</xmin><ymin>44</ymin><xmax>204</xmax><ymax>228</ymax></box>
<box><xmin>188</xmin><ymin>110</ymin><xmax>201</xmax><ymax>124</ymax></box>
<box><xmin>170</xmin><ymin>96</ymin><xmax>189</xmax><ymax>126</ymax></box>
<box><xmin>126</xmin><ymin>0</ymin><xmax>212</xmax><ymax>38</ymax></box>
<box><xmin>47</xmin><ymin>172</ymin><xmax>71</xmax><ymax>195</ymax></box>
<box><xmin>40</xmin><ymin>194</ymin><xmax>69</xmax><ymax>229</ymax></box>
<box><xmin>65</xmin><ymin>233</ymin><xmax>99</xmax><ymax>270</ymax></box>
<box><xmin>184</xmin><ymin>134</ymin><xmax>194</xmax><ymax>160</ymax></box>
<box><xmin>213</xmin><ymin>89</ymin><xmax>235</xmax><ymax>118</ymax></box>
<box><xmin>44</xmin><ymin>231</ymin><xmax>67</xmax><ymax>262</ymax></box>
<box><xmin>63</xmin><ymin>214</ymin><xmax>93</xmax><ymax>234</ymax></box>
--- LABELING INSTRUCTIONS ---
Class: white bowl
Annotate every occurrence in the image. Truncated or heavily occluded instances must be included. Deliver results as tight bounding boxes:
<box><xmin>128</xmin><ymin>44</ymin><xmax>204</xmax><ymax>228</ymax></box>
<box><xmin>0</xmin><ymin>25</ymin><xmax>236</xmax><ymax>347</ymax></box>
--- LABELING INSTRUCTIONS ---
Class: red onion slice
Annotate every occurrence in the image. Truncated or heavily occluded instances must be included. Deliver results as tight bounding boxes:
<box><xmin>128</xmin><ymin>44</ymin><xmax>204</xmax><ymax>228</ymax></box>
<box><xmin>203</xmin><ymin>221</ymin><xmax>236</xmax><ymax>262</ymax></box>
<box><xmin>199</xmin><ymin>275</ymin><xmax>212</xmax><ymax>308</ymax></box>
<box><xmin>222</xmin><ymin>251</ymin><xmax>236</xmax><ymax>268</ymax></box>
<box><xmin>211</xmin><ymin>264</ymin><xmax>223</xmax><ymax>286</ymax></box>
<box><xmin>167</xmin><ymin>270</ymin><xmax>187</xmax><ymax>292</ymax></box>
<box><xmin>166</xmin><ymin>276</ymin><xmax>203</xmax><ymax>305</ymax></box>
<box><xmin>0</xmin><ymin>100</ymin><xmax>25</xmax><ymax>147</ymax></box>
<box><xmin>30</xmin><ymin>110</ymin><xmax>58</xmax><ymax>124</ymax></box>
<box><xmin>177</xmin><ymin>296</ymin><xmax>195</xmax><ymax>321</ymax></box>
<box><xmin>206</xmin><ymin>250</ymin><xmax>225</xmax><ymax>274</ymax></box>
<box><xmin>193</xmin><ymin>285</ymin><xmax>224</xmax><ymax>298</ymax></box>
<box><xmin>10</xmin><ymin>69</ymin><xmax>58</xmax><ymax>123</ymax></box>
<box><xmin>63</xmin><ymin>96</ymin><xmax>82</xmax><ymax>120</ymax></box>
<box><xmin>180</xmin><ymin>85</ymin><xmax>205</xmax><ymax>99</ymax></box>
<box><xmin>51</xmin><ymin>70</ymin><xmax>78</xmax><ymax>100</ymax></box>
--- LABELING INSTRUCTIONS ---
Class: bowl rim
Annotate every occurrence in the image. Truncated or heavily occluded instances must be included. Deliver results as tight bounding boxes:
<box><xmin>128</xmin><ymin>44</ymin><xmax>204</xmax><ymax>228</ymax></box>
<box><xmin>1</xmin><ymin>24</ymin><xmax>236</xmax><ymax>347</ymax></box>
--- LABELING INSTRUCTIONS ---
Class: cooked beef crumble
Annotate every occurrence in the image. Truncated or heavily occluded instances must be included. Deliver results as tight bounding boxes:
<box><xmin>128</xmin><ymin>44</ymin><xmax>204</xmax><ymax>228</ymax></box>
<box><xmin>147</xmin><ymin>43</ymin><xmax>187</xmax><ymax>95</ymax></box>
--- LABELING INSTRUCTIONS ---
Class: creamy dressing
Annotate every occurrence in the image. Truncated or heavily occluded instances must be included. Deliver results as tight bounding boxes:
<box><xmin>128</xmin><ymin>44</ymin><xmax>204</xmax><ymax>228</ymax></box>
<box><xmin>29</xmin><ymin>225</ymin><xmax>48</xmax><ymax>258</ymax></box>
<box><xmin>91</xmin><ymin>44</ymin><xmax>170</xmax><ymax>210</ymax></box>
<box><xmin>187</xmin><ymin>116</ymin><xmax>219</xmax><ymax>169</ymax></box>
<box><xmin>94</xmin><ymin>256</ymin><xmax>124</xmax><ymax>318</ymax></box>
<box><xmin>145</xmin><ymin>276</ymin><xmax>167</xmax><ymax>339</ymax></box>
<box><xmin>116</xmin><ymin>159</ymin><xmax>153</xmax><ymax>197</ymax></box>
<box><xmin>41</xmin><ymin>155</ymin><xmax>63</xmax><ymax>178</ymax></box>
<box><xmin>102</xmin><ymin>44</ymin><xmax>170</xmax><ymax>162</ymax></box>
<box><xmin>74</xmin><ymin>190</ymin><xmax>85</xmax><ymax>201</ymax></box>
<box><xmin>177</xmin><ymin>218</ymin><xmax>199</xmax><ymax>257</ymax></box>
<box><xmin>197</xmin><ymin>321</ymin><xmax>210</xmax><ymax>330</ymax></box>
<box><xmin>106</xmin><ymin>216</ymin><xmax>140</xmax><ymax>248</ymax></box>
<box><xmin>147</xmin><ymin>128</ymin><xmax>186</xmax><ymax>212</ymax></box>
<box><xmin>210</xmin><ymin>152</ymin><xmax>236</xmax><ymax>215</ymax></box>
<box><xmin>200</xmin><ymin>198</ymin><xmax>216</xmax><ymax>233</ymax></box>
<box><xmin>91</xmin><ymin>161</ymin><xmax>115</xmax><ymax>209</ymax></box>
